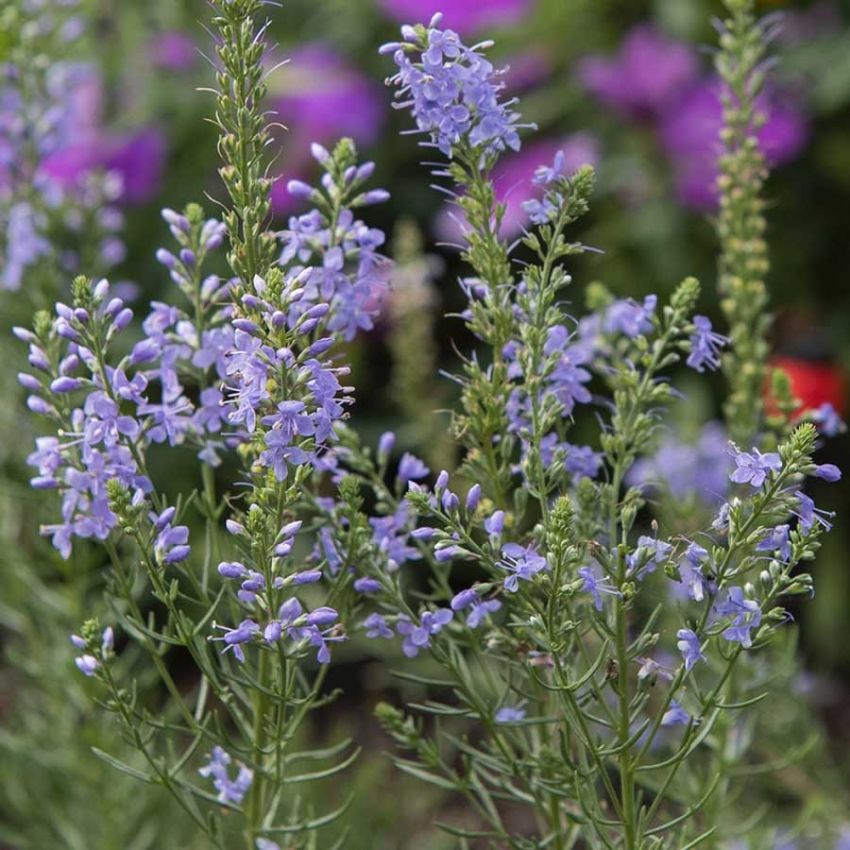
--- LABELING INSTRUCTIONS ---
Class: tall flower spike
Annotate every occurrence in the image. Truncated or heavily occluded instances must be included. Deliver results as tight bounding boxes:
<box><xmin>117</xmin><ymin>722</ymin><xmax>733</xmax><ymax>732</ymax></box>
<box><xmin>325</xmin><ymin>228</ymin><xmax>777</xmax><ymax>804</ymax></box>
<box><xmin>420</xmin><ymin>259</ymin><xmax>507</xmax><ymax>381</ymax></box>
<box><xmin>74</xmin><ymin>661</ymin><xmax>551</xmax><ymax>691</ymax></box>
<box><xmin>211</xmin><ymin>0</ymin><xmax>278</xmax><ymax>288</ymax></box>
<box><xmin>715</xmin><ymin>0</ymin><xmax>773</xmax><ymax>442</ymax></box>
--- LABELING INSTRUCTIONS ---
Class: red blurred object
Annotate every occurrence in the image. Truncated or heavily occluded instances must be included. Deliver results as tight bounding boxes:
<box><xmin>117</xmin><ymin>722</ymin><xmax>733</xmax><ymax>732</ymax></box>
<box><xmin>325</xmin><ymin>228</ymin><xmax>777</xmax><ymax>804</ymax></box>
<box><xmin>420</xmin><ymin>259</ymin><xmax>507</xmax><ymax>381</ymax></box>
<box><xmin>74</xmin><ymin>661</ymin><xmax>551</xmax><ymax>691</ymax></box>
<box><xmin>766</xmin><ymin>354</ymin><xmax>847</xmax><ymax>418</ymax></box>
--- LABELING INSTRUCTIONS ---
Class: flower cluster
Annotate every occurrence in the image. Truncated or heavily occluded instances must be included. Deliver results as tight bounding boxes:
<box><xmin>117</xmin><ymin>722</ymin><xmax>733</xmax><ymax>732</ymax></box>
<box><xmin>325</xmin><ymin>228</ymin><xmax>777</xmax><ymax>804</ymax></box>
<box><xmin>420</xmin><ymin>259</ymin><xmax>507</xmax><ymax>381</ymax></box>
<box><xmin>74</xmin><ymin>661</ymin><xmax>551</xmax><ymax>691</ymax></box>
<box><xmin>214</xmin><ymin>516</ymin><xmax>343</xmax><ymax>664</ymax></box>
<box><xmin>380</xmin><ymin>14</ymin><xmax>524</xmax><ymax>157</ymax></box>
<box><xmin>18</xmin><ymin>280</ymin><xmax>153</xmax><ymax>556</ymax></box>
<box><xmin>279</xmin><ymin>143</ymin><xmax>391</xmax><ymax>340</ymax></box>
<box><xmin>19</xmin><ymin>202</ymin><xmax>237</xmax><ymax>556</ymax></box>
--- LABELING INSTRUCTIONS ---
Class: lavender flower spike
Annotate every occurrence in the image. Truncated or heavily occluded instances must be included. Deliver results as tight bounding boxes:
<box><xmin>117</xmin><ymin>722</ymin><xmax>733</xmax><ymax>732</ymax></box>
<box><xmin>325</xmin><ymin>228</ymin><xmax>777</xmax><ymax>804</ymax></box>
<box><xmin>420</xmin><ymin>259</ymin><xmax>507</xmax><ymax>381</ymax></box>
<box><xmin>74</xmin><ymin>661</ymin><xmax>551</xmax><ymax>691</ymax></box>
<box><xmin>381</xmin><ymin>17</ymin><xmax>526</xmax><ymax>158</ymax></box>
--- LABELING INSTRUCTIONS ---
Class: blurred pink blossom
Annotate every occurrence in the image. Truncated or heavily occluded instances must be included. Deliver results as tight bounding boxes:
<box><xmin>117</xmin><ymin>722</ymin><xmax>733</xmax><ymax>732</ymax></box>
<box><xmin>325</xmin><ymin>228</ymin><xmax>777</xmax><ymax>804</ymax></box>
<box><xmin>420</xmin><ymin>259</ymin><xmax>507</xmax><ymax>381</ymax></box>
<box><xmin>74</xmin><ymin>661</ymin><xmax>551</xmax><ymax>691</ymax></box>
<box><xmin>150</xmin><ymin>31</ymin><xmax>197</xmax><ymax>71</ymax></box>
<box><xmin>501</xmin><ymin>50</ymin><xmax>553</xmax><ymax>93</ymax></box>
<box><xmin>437</xmin><ymin>133</ymin><xmax>600</xmax><ymax>241</ymax></box>
<box><xmin>659</xmin><ymin>79</ymin><xmax>808</xmax><ymax>210</ymax></box>
<box><xmin>378</xmin><ymin>0</ymin><xmax>533</xmax><ymax>34</ymax></box>
<box><xmin>578</xmin><ymin>25</ymin><xmax>698</xmax><ymax>120</ymax></box>
<box><xmin>41</xmin><ymin>127</ymin><xmax>167</xmax><ymax>205</ymax></box>
<box><xmin>267</xmin><ymin>44</ymin><xmax>384</xmax><ymax>214</ymax></box>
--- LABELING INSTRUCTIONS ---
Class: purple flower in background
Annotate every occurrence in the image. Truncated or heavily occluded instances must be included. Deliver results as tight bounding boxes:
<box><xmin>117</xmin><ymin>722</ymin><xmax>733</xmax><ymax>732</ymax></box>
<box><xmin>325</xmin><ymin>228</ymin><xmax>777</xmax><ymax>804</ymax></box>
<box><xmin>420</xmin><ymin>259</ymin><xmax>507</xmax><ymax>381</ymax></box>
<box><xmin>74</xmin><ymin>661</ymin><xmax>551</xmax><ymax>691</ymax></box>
<box><xmin>628</xmin><ymin>422</ymin><xmax>732</xmax><ymax>505</ymax></box>
<box><xmin>563</xmin><ymin>443</ymin><xmax>603</xmax><ymax>480</ymax></box>
<box><xmin>810</xmin><ymin>402</ymin><xmax>845</xmax><ymax>437</ymax></box>
<box><xmin>604</xmin><ymin>295</ymin><xmax>657</xmax><ymax>338</ymax></box>
<box><xmin>730</xmin><ymin>447</ymin><xmax>781</xmax><ymax>489</ymax></box>
<box><xmin>660</xmin><ymin>78</ymin><xmax>808</xmax><ymax>210</ymax></box>
<box><xmin>150</xmin><ymin>31</ymin><xmax>197</xmax><ymax>71</ymax></box>
<box><xmin>105</xmin><ymin>128</ymin><xmax>167</xmax><ymax>204</ymax></box>
<box><xmin>267</xmin><ymin>45</ymin><xmax>383</xmax><ymax>213</ymax></box>
<box><xmin>661</xmin><ymin>700</ymin><xmax>690</xmax><ymax>727</ymax></box>
<box><xmin>836</xmin><ymin>826</ymin><xmax>850</xmax><ymax>850</ymax></box>
<box><xmin>377</xmin><ymin>0</ymin><xmax>533</xmax><ymax>35</ymax></box>
<box><xmin>41</xmin><ymin>127</ymin><xmax>167</xmax><ymax>205</ymax></box>
<box><xmin>199</xmin><ymin>746</ymin><xmax>253</xmax><ymax>806</ymax></box>
<box><xmin>501</xmin><ymin>50</ymin><xmax>552</xmax><ymax>93</ymax></box>
<box><xmin>1</xmin><ymin>203</ymin><xmax>51</xmax><ymax>290</ymax></box>
<box><xmin>397</xmin><ymin>452</ymin><xmax>430</xmax><ymax>484</ymax></box>
<box><xmin>578</xmin><ymin>26</ymin><xmax>698</xmax><ymax>120</ymax></box>
<box><xmin>494</xmin><ymin>703</ymin><xmax>527</xmax><ymax>723</ymax></box>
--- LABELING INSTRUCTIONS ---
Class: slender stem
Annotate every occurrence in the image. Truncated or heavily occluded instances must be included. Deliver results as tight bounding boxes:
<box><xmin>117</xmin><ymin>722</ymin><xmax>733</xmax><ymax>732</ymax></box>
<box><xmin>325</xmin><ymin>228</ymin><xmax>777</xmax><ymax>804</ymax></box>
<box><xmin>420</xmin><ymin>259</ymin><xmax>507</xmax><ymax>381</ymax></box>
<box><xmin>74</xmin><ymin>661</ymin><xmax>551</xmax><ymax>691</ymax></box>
<box><xmin>105</xmin><ymin>540</ymin><xmax>198</xmax><ymax>730</ymax></box>
<box><xmin>247</xmin><ymin>648</ymin><xmax>270</xmax><ymax>847</ymax></box>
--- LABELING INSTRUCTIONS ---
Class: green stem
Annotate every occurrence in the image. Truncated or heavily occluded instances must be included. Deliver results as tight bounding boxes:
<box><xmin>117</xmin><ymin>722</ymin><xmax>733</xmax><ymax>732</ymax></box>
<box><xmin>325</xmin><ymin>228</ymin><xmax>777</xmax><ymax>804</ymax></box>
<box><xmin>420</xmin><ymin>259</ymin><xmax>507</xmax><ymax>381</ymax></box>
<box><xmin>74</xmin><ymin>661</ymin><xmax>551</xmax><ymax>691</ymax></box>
<box><xmin>247</xmin><ymin>648</ymin><xmax>270</xmax><ymax>847</ymax></box>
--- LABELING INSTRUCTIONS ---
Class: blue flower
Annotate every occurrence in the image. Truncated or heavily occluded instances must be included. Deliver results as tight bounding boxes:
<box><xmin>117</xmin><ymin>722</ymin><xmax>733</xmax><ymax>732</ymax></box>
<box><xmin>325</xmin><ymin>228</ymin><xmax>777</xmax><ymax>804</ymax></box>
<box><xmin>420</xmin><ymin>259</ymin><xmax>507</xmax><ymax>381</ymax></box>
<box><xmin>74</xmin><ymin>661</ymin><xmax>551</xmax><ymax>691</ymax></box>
<box><xmin>678</xmin><ymin>542</ymin><xmax>714</xmax><ymax>602</ymax></box>
<box><xmin>794</xmin><ymin>491</ymin><xmax>833</xmax><ymax>533</ymax></box>
<box><xmin>397</xmin><ymin>452</ymin><xmax>430</xmax><ymax>483</ymax></box>
<box><xmin>451</xmin><ymin>588</ymin><xmax>502</xmax><ymax>627</ymax></box>
<box><xmin>813</xmin><ymin>463</ymin><xmax>841</xmax><ymax>482</ymax></box>
<box><xmin>396</xmin><ymin>608</ymin><xmax>453</xmax><ymax>657</ymax></box>
<box><xmin>810</xmin><ymin>402</ymin><xmax>845</xmax><ymax>437</ymax></box>
<box><xmin>380</xmin><ymin>15</ymin><xmax>524</xmax><ymax>158</ymax></box>
<box><xmin>756</xmin><ymin>524</ymin><xmax>792</xmax><ymax>562</ymax></box>
<box><xmin>604</xmin><ymin>295</ymin><xmax>657</xmax><ymax>338</ymax></box>
<box><xmin>152</xmin><ymin>507</ymin><xmax>191</xmax><ymax>565</ymax></box>
<box><xmin>661</xmin><ymin>700</ymin><xmax>690</xmax><ymax>727</ymax></box>
<box><xmin>484</xmin><ymin>510</ymin><xmax>505</xmax><ymax>539</ymax></box>
<box><xmin>686</xmin><ymin>315</ymin><xmax>727</xmax><ymax>373</ymax></box>
<box><xmin>578</xmin><ymin>565</ymin><xmax>620</xmax><ymax>611</ymax></box>
<box><xmin>729</xmin><ymin>447</ymin><xmax>781</xmax><ymax>489</ymax></box>
<box><xmin>715</xmin><ymin>587</ymin><xmax>762</xmax><ymax>648</ymax></box>
<box><xmin>212</xmin><ymin>619</ymin><xmax>260</xmax><ymax>663</ymax></box>
<box><xmin>626</xmin><ymin>536</ymin><xmax>673</xmax><ymax>580</ymax></box>
<box><xmin>199</xmin><ymin>746</ymin><xmax>253</xmax><ymax>806</ymax></box>
<box><xmin>363</xmin><ymin>613</ymin><xmax>394</xmax><ymax>639</ymax></box>
<box><xmin>494</xmin><ymin>704</ymin><xmax>527</xmax><ymax>724</ymax></box>
<box><xmin>676</xmin><ymin>628</ymin><xmax>705</xmax><ymax>671</ymax></box>
<box><xmin>499</xmin><ymin>542</ymin><xmax>548</xmax><ymax>592</ymax></box>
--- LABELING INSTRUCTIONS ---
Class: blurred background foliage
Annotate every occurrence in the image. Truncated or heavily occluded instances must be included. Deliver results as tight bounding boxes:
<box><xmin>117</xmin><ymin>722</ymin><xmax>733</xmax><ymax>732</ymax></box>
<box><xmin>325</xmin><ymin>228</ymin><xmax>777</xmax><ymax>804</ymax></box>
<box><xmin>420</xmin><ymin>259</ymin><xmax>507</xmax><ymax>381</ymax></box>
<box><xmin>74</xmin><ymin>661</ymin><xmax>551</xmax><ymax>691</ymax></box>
<box><xmin>2</xmin><ymin>0</ymin><xmax>850</xmax><ymax>847</ymax></box>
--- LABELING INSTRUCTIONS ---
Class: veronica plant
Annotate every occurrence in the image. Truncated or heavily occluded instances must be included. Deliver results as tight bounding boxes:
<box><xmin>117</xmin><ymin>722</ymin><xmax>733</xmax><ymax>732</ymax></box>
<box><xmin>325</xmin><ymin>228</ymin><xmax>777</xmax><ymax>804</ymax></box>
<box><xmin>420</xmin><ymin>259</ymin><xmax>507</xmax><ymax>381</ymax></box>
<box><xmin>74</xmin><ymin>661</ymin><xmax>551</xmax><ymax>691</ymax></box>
<box><xmin>12</xmin><ymin>1</ymin><xmax>845</xmax><ymax>849</ymax></box>
<box><xmin>286</xmin><ymin>10</ymin><xmax>845</xmax><ymax>849</ymax></box>
<box><xmin>17</xmin><ymin>0</ymin><xmax>391</xmax><ymax>848</ymax></box>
